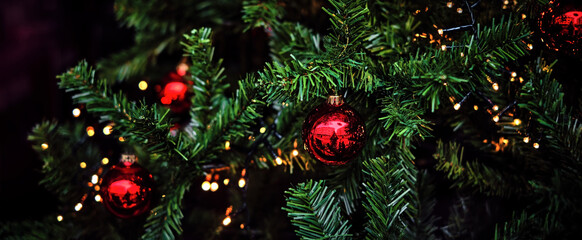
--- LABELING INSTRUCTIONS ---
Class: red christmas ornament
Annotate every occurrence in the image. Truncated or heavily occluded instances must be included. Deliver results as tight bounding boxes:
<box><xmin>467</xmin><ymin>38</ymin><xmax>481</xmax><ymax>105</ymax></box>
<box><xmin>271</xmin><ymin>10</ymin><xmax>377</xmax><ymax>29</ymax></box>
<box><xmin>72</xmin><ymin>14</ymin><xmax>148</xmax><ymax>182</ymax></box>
<box><xmin>538</xmin><ymin>0</ymin><xmax>582</xmax><ymax>55</ymax></box>
<box><xmin>159</xmin><ymin>72</ymin><xmax>191</xmax><ymax>113</ymax></box>
<box><xmin>302</xmin><ymin>95</ymin><xmax>366</xmax><ymax>165</ymax></box>
<box><xmin>100</xmin><ymin>154</ymin><xmax>154</xmax><ymax>218</ymax></box>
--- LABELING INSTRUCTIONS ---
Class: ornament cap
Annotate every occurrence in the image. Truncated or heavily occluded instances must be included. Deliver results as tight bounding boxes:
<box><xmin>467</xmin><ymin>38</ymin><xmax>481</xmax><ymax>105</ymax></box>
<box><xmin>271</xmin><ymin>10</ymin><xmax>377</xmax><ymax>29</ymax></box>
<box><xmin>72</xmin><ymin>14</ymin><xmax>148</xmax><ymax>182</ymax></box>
<box><xmin>326</xmin><ymin>95</ymin><xmax>344</xmax><ymax>106</ymax></box>
<box><xmin>120</xmin><ymin>154</ymin><xmax>137</xmax><ymax>167</ymax></box>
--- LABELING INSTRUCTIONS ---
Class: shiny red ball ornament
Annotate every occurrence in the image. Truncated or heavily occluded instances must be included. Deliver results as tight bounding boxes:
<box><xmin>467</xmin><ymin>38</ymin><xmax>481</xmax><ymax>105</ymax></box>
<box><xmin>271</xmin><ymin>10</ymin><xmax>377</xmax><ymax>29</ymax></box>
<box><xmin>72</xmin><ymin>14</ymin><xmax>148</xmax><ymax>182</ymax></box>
<box><xmin>538</xmin><ymin>0</ymin><xmax>582</xmax><ymax>55</ymax></box>
<box><xmin>100</xmin><ymin>154</ymin><xmax>154</xmax><ymax>218</ymax></box>
<box><xmin>302</xmin><ymin>95</ymin><xmax>366</xmax><ymax>165</ymax></box>
<box><xmin>159</xmin><ymin>72</ymin><xmax>191</xmax><ymax>113</ymax></box>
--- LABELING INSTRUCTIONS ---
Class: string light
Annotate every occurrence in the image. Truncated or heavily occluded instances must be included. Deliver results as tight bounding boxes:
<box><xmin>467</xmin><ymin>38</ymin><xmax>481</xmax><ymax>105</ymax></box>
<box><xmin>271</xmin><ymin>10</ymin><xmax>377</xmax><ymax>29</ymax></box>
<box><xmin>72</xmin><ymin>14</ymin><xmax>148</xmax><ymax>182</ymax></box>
<box><xmin>521</xmin><ymin>14</ymin><xmax>527</xmax><ymax>19</ymax></box>
<box><xmin>493</xmin><ymin>115</ymin><xmax>500</xmax><ymax>122</ymax></box>
<box><xmin>275</xmin><ymin>157</ymin><xmax>283</xmax><ymax>165</ymax></box>
<box><xmin>72</xmin><ymin>108</ymin><xmax>81</xmax><ymax>117</ymax></box>
<box><xmin>527</xmin><ymin>44</ymin><xmax>534</xmax><ymax>50</ymax></box>
<box><xmin>259</xmin><ymin>127</ymin><xmax>267</xmax><ymax>134</ymax></box>
<box><xmin>118</xmin><ymin>136</ymin><xmax>125</xmax><ymax>142</ymax></box>
<box><xmin>103</xmin><ymin>125</ymin><xmax>113</xmax><ymax>135</ymax></box>
<box><xmin>74</xmin><ymin>203</ymin><xmax>83</xmax><ymax>211</ymax></box>
<box><xmin>438</xmin><ymin>29</ymin><xmax>444</xmax><ymax>35</ymax></box>
<box><xmin>454</xmin><ymin>103</ymin><xmax>461</xmax><ymax>110</ymax></box>
<box><xmin>492</xmin><ymin>83</ymin><xmax>499</xmax><ymax>91</ymax></box>
<box><xmin>519</xmin><ymin>77</ymin><xmax>525</xmax><ymax>83</ymax></box>
<box><xmin>138</xmin><ymin>81</ymin><xmax>148</xmax><ymax>91</ymax></box>
<box><xmin>456</xmin><ymin>8</ymin><xmax>463</xmax><ymax>14</ymax></box>
<box><xmin>513</xmin><ymin>119</ymin><xmax>522</xmax><ymax>126</ymax></box>
<box><xmin>523</xmin><ymin>137</ymin><xmax>530</xmax><ymax>143</ymax></box>
<box><xmin>473</xmin><ymin>105</ymin><xmax>479</xmax><ymax>111</ymax></box>
<box><xmin>222</xmin><ymin>216</ymin><xmax>231</xmax><ymax>226</ymax></box>
<box><xmin>511</xmin><ymin>72</ymin><xmax>517</xmax><ymax>77</ymax></box>
<box><xmin>240</xmin><ymin>224</ymin><xmax>245</xmax><ymax>229</ymax></box>
<box><xmin>91</xmin><ymin>175</ymin><xmax>99</xmax><ymax>184</ymax></box>
<box><xmin>493</xmin><ymin>105</ymin><xmax>499</xmax><ymax>111</ymax></box>
<box><xmin>57</xmin><ymin>215</ymin><xmax>63</xmax><ymax>222</ymax></box>
<box><xmin>94</xmin><ymin>194</ymin><xmax>102</xmax><ymax>202</ymax></box>
<box><xmin>176</xmin><ymin>63</ymin><xmax>189</xmax><ymax>77</ymax></box>
<box><xmin>201</xmin><ymin>181</ymin><xmax>211</xmax><ymax>191</ymax></box>
<box><xmin>238</xmin><ymin>178</ymin><xmax>246</xmax><ymax>188</ymax></box>
<box><xmin>225</xmin><ymin>141</ymin><xmax>231</xmax><ymax>150</ymax></box>
<box><xmin>41</xmin><ymin>143</ymin><xmax>49</xmax><ymax>150</ymax></box>
<box><xmin>447</xmin><ymin>1</ymin><xmax>453</xmax><ymax>8</ymax></box>
<box><xmin>94</xmin><ymin>185</ymin><xmax>100</xmax><ymax>191</ymax></box>
<box><xmin>80</xmin><ymin>162</ymin><xmax>87</xmax><ymax>169</ymax></box>
<box><xmin>101</xmin><ymin>157</ymin><xmax>109</xmax><ymax>165</ymax></box>
<box><xmin>533</xmin><ymin>143</ymin><xmax>540</xmax><ymax>149</ymax></box>
<box><xmin>441</xmin><ymin>45</ymin><xmax>447</xmax><ymax>51</ymax></box>
<box><xmin>292</xmin><ymin>149</ymin><xmax>299</xmax><ymax>157</ymax></box>
<box><xmin>86</xmin><ymin>126</ymin><xmax>95</xmax><ymax>137</ymax></box>
<box><xmin>223</xmin><ymin>178</ymin><xmax>230</xmax><ymax>185</ymax></box>
<box><xmin>210</xmin><ymin>182</ymin><xmax>219</xmax><ymax>192</ymax></box>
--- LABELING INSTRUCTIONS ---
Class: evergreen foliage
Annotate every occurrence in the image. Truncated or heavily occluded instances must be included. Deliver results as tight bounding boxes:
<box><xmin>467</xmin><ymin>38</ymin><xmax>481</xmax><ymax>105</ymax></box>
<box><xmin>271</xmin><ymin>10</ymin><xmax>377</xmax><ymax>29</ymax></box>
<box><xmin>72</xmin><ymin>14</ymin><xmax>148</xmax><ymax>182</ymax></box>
<box><xmin>4</xmin><ymin>0</ymin><xmax>581</xmax><ymax>239</ymax></box>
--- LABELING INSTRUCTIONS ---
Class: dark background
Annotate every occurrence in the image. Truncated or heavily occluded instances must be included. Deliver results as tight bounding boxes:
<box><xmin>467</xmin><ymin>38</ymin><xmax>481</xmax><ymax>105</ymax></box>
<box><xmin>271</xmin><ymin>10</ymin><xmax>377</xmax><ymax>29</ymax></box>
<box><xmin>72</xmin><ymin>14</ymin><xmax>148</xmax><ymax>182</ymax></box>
<box><xmin>0</xmin><ymin>0</ymin><xmax>133</xmax><ymax>220</ymax></box>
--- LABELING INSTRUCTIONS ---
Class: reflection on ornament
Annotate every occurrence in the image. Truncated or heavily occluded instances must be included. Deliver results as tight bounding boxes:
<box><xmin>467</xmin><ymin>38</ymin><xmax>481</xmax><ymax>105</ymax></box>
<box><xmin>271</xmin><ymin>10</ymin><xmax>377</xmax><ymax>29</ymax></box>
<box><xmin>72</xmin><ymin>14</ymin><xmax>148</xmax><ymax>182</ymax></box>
<box><xmin>100</xmin><ymin>155</ymin><xmax>154</xmax><ymax>218</ymax></box>
<box><xmin>302</xmin><ymin>96</ymin><xmax>366</xmax><ymax>165</ymax></box>
<box><xmin>538</xmin><ymin>0</ymin><xmax>582</xmax><ymax>55</ymax></box>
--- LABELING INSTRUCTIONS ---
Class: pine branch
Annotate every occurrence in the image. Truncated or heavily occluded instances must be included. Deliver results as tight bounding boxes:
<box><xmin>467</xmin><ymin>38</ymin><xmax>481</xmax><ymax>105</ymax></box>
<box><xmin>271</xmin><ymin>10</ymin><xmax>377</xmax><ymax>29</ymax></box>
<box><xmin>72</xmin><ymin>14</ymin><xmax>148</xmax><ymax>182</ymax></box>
<box><xmin>283</xmin><ymin>180</ymin><xmax>352</xmax><ymax>240</ymax></box>
<box><xmin>434</xmin><ymin>141</ymin><xmax>530</xmax><ymax>197</ymax></box>
<box><xmin>142</xmin><ymin>181</ymin><xmax>190</xmax><ymax>240</ymax></box>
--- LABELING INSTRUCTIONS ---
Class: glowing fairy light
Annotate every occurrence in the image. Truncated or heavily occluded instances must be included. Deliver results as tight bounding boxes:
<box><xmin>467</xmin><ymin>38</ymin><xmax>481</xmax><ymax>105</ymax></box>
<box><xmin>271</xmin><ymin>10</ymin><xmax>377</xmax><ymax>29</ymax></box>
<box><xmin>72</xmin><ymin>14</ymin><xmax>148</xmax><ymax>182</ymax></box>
<box><xmin>457</xmin><ymin>8</ymin><xmax>463</xmax><ymax>14</ymax></box>
<box><xmin>103</xmin><ymin>125</ymin><xmax>113</xmax><ymax>135</ymax></box>
<box><xmin>57</xmin><ymin>215</ymin><xmax>63</xmax><ymax>222</ymax></box>
<box><xmin>473</xmin><ymin>105</ymin><xmax>479</xmax><ymax>111</ymax></box>
<box><xmin>527</xmin><ymin>44</ymin><xmax>533</xmax><ymax>50</ymax></box>
<box><xmin>259</xmin><ymin>127</ymin><xmax>267</xmax><ymax>134</ymax></box>
<box><xmin>101</xmin><ymin>157</ymin><xmax>109</xmax><ymax>165</ymax></box>
<box><xmin>533</xmin><ymin>143</ymin><xmax>540</xmax><ymax>149</ymax></box>
<box><xmin>238</xmin><ymin>178</ymin><xmax>246</xmax><ymax>188</ymax></box>
<box><xmin>447</xmin><ymin>2</ymin><xmax>453</xmax><ymax>8</ymax></box>
<box><xmin>511</xmin><ymin>72</ymin><xmax>517</xmax><ymax>77</ymax></box>
<box><xmin>138</xmin><ymin>81</ymin><xmax>148</xmax><ymax>91</ymax></box>
<box><xmin>523</xmin><ymin>137</ymin><xmax>530</xmax><ymax>143</ymax></box>
<box><xmin>94</xmin><ymin>194</ymin><xmax>102</xmax><ymax>202</ymax></box>
<box><xmin>94</xmin><ymin>185</ymin><xmax>100</xmax><ymax>191</ymax></box>
<box><xmin>492</xmin><ymin>83</ymin><xmax>499</xmax><ymax>91</ymax></box>
<box><xmin>275</xmin><ymin>157</ymin><xmax>283</xmax><ymax>165</ymax></box>
<box><xmin>493</xmin><ymin>115</ymin><xmax>500</xmax><ymax>122</ymax></box>
<box><xmin>74</xmin><ymin>203</ymin><xmax>83</xmax><ymax>211</ymax></box>
<box><xmin>222</xmin><ymin>216</ymin><xmax>231</xmax><ymax>226</ymax></box>
<box><xmin>91</xmin><ymin>175</ymin><xmax>99</xmax><ymax>184</ymax></box>
<box><xmin>41</xmin><ymin>143</ymin><xmax>49</xmax><ymax>150</ymax></box>
<box><xmin>493</xmin><ymin>105</ymin><xmax>499</xmax><ymax>111</ymax></box>
<box><xmin>176</xmin><ymin>63</ymin><xmax>189</xmax><ymax>77</ymax></box>
<box><xmin>438</xmin><ymin>29</ymin><xmax>443</xmax><ymax>35</ymax></box>
<box><xmin>118</xmin><ymin>137</ymin><xmax>125</xmax><ymax>142</ymax></box>
<box><xmin>210</xmin><ymin>182</ymin><xmax>219</xmax><ymax>192</ymax></box>
<box><xmin>441</xmin><ymin>45</ymin><xmax>447</xmax><ymax>51</ymax></box>
<box><xmin>292</xmin><ymin>149</ymin><xmax>299</xmax><ymax>157</ymax></box>
<box><xmin>513</xmin><ymin>119</ymin><xmax>522</xmax><ymax>126</ymax></box>
<box><xmin>72</xmin><ymin>108</ymin><xmax>81</xmax><ymax>117</ymax></box>
<box><xmin>80</xmin><ymin>162</ymin><xmax>87</xmax><ymax>169</ymax></box>
<box><xmin>225</xmin><ymin>141</ymin><xmax>231</xmax><ymax>150</ymax></box>
<box><xmin>201</xmin><ymin>181</ymin><xmax>211</xmax><ymax>191</ymax></box>
<box><xmin>223</xmin><ymin>178</ymin><xmax>230</xmax><ymax>185</ymax></box>
<box><xmin>454</xmin><ymin>103</ymin><xmax>461</xmax><ymax>110</ymax></box>
<box><xmin>86</xmin><ymin>126</ymin><xmax>95</xmax><ymax>137</ymax></box>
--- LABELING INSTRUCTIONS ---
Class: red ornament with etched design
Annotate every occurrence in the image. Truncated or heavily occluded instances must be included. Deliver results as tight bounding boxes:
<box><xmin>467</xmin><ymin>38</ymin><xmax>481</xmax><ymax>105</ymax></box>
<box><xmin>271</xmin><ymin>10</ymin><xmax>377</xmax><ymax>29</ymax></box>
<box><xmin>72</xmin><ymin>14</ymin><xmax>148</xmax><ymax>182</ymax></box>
<box><xmin>538</xmin><ymin>0</ymin><xmax>582</xmax><ymax>55</ymax></box>
<box><xmin>100</xmin><ymin>154</ymin><xmax>154</xmax><ymax>218</ymax></box>
<box><xmin>302</xmin><ymin>95</ymin><xmax>366</xmax><ymax>165</ymax></box>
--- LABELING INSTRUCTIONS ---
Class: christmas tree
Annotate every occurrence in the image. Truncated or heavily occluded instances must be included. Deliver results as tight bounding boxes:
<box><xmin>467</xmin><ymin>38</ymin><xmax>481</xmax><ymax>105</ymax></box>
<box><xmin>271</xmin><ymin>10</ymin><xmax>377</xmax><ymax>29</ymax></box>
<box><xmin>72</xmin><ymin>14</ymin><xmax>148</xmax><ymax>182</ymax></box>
<box><xmin>2</xmin><ymin>0</ymin><xmax>582</xmax><ymax>239</ymax></box>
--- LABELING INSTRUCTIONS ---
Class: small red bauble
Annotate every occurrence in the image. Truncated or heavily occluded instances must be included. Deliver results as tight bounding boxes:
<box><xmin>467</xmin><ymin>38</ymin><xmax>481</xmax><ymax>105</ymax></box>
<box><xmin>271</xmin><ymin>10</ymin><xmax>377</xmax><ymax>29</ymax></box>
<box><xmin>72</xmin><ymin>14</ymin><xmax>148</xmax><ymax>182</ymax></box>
<box><xmin>538</xmin><ymin>0</ymin><xmax>582</xmax><ymax>55</ymax></box>
<box><xmin>100</xmin><ymin>154</ymin><xmax>154</xmax><ymax>218</ymax></box>
<box><xmin>302</xmin><ymin>95</ymin><xmax>366</xmax><ymax>165</ymax></box>
<box><xmin>159</xmin><ymin>72</ymin><xmax>191</xmax><ymax>113</ymax></box>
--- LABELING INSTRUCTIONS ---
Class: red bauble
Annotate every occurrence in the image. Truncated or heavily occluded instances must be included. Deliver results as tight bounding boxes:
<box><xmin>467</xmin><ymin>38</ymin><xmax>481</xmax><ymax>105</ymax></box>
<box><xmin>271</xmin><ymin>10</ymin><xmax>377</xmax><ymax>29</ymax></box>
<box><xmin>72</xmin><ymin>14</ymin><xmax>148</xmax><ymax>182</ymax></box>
<box><xmin>302</xmin><ymin>95</ymin><xmax>366</xmax><ymax>165</ymax></box>
<box><xmin>538</xmin><ymin>0</ymin><xmax>582</xmax><ymax>55</ymax></box>
<box><xmin>100</xmin><ymin>155</ymin><xmax>154</xmax><ymax>218</ymax></box>
<box><xmin>159</xmin><ymin>72</ymin><xmax>191</xmax><ymax>113</ymax></box>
